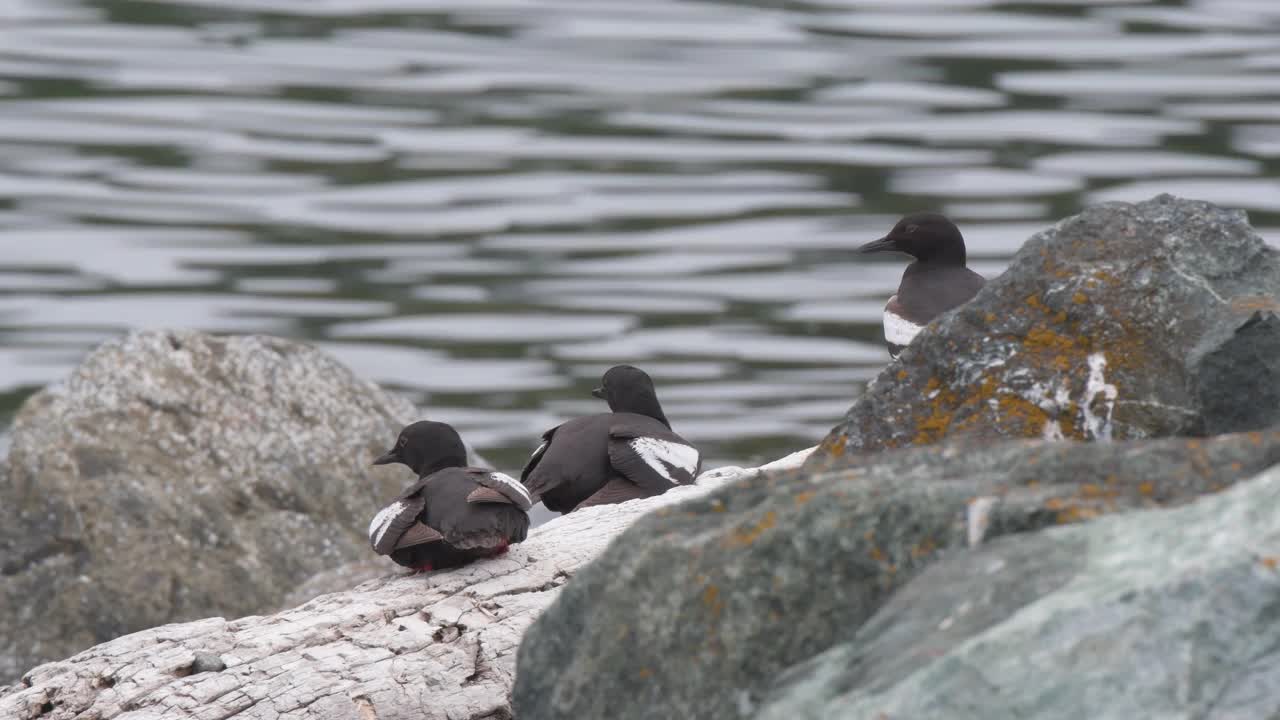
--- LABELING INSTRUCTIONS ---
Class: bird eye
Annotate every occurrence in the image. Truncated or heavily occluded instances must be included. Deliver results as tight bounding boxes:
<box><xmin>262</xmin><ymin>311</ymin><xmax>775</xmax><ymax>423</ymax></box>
<box><xmin>905</xmin><ymin>224</ymin><xmax>919</xmax><ymax>234</ymax></box>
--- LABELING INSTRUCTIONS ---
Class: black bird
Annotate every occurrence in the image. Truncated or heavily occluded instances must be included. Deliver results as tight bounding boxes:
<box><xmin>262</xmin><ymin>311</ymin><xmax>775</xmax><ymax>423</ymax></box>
<box><xmin>368</xmin><ymin>421</ymin><xmax>531</xmax><ymax>573</ymax></box>
<box><xmin>521</xmin><ymin>365</ymin><xmax>701</xmax><ymax>513</ymax></box>
<box><xmin>859</xmin><ymin>212</ymin><xmax>985</xmax><ymax>357</ymax></box>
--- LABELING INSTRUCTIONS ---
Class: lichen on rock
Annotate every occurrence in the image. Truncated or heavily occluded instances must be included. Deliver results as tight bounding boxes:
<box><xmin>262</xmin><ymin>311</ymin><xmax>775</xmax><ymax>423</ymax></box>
<box><xmin>817</xmin><ymin>195</ymin><xmax>1280</xmax><ymax>460</ymax></box>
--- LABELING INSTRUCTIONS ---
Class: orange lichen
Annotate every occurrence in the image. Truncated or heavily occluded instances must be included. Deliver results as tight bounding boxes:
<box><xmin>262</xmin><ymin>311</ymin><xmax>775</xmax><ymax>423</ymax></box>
<box><xmin>823</xmin><ymin>435</ymin><xmax>848</xmax><ymax>456</ymax></box>
<box><xmin>794</xmin><ymin>491</ymin><xmax>815</xmax><ymax>505</ymax></box>
<box><xmin>897</xmin><ymin>369</ymin><xmax>908</xmax><ymax>381</ymax></box>
<box><xmin>723</xmin><ymin>511</ymin><xmax>777</xmax><ymax>548</ymax></box>
<box><xmin>1072</xmin><ymin>292</ymin><xmax>1088</xmax><ymax>305</ymax></box>
<box><xmin>638</xmin><ymin>668</ymin><xmax>653</xmax><ymax>679</ymax></box>
<box><xmin>702</xmin><ymin>585</ymin><xmax>723</xmax><ymax>617</ymax></box>
<box><xmin>1137</xmin><ymin>481</ymin><xmax>1154</xmax><ymax>496</ymax></box>
<box><xmin>1261</xmin><ymin>557</ymin><xmax>1279</xmax><ymax>571</ymax></box>
<box><xmin>868</xmin><ymin>546</ymin><xmax>886</xmax><ymax>563</ymax></box>
<box><xmin>1023</xmin><ymin>325</ymin><xmax>1090</xmax><ymax>372</ymax></box>
<box><xmin>1232</xmin><ymin>295</ymin><xmax>1280</xmax><ymax>313</ymax></box>
<box><xmin>911</xmin><ymin>537</ymin><xmax>938</xmax><ymax>559</ymax></box>
<box><xmin>1054</xmin><ymin>504</ymin><xmax>1100</xmax><ymax>524</ymax></box>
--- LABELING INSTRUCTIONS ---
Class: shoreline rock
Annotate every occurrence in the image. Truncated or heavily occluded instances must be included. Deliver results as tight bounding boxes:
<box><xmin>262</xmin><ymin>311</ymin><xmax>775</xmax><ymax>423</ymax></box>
<box><xmin>815</xmin><ymin>195</ymin><xmax>1280</xmax><ymax>462</ymax></box>
<box><xmin>512</xmin><ymin>428</ymin><xmax>1280</xmax><ymax>720</ymax></box>
<box><xmin>0</xmin><ymin>329</ymin><xmax>482</xmax><ymax>683</ymax></box>
<box><xmin>0</xmin><ymin>468</ymin><xmax>745</xmax><ymax>720</ymax></box>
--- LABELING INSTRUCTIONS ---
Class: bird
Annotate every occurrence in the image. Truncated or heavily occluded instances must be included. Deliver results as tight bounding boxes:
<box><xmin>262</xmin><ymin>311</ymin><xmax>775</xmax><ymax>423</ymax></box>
<box><xmin>367</xmin><ymin>420</ymin><xmax>531</xmax><ymax>573</ymax></box>
<box><xmin>859</xmin><ymin>212</ymin><xmax>986</xmax><ymax>358</ymax></box>
<box><xmin>521</xmin><ymin>364</ymin><xmax>701</xmax><ymax>514</ymax></box>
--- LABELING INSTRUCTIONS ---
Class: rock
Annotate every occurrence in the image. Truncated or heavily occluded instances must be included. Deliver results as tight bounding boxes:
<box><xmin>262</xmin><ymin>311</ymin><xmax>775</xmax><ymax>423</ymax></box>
<box><xmin>280</xmin><ymin>559</ymin><xmax>394</xmax><ymax>610</ymax></box>
<box><xmin>0</xmin><ymin>329</ymin><xmax>483</xmax><ymax>682</ymax></box>
<box><xmin>1197</xmin><ymin>311</ymin><xmax>1280</xmax><ymax>435</ymax></box>
<box><xmin>817</xmin><ymin>195</ymin><xmax>1280</xmax><ymax>462</ymax></box>
<box><xmin>0</xmin><ymin>470</ymin><xmax>741</xmax><ymax>720</ymax></box>
<box><xmin>755</xmin><ymin>461</ymin><xmax>1280</xmax><ymax>720</ymax></box>
<box><xmin>511</xmin><ymin>428</ymin><xmax>1280</xmax><ymax>720</ymax></box>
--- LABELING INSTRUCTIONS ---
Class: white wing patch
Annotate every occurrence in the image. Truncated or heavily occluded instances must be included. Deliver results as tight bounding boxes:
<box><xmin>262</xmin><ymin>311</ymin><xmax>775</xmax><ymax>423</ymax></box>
<box><xmin>883</xmin><ymin>308</ymin><xmax>925</xmax><ymax>347</ymax></box>
<box><xmin>629</xmin><ymin>437</ymin><xmax>699</xmax><ymax>485</ymax></box>
<box><xmin>530</xmin><ymin>441</ymin><xmax>547</xmax><ymax>459</ymax></box>
<box><xmin>487</xmin><ymin>471</ymin><xmax>533</xmax><ymax>509</ymax></box>
<box><xmin>368</xmin><ymin>500</ymin><xmax>406</xmax><ymax>548</ymax></box>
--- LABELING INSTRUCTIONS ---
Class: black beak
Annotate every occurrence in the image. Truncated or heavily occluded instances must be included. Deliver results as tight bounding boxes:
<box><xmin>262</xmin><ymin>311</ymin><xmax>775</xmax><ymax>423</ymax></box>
<box><xmin>591</xmin><ymin>387</ymin><xmax>605</xmax><ymax>399</ymax></box>
<box><xmin>372</xmin><ymin>449</ymin><xmax>398</xmax><ymax>466</ymax></box>
<box><xmin>858</xmin><ymin>236</ymin><xmax>897</xmax><ymax>254</ymax></box>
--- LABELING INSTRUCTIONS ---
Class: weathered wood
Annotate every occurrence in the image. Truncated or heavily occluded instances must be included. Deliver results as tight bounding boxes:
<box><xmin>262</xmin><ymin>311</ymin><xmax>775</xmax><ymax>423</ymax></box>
<box><xmin>0</xmin><ymin>454</ymin><xmax>809</xmax><ymax>720</ymax></box>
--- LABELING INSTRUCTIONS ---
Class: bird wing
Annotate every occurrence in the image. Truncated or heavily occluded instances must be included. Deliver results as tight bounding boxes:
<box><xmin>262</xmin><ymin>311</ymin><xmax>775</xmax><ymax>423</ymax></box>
<box><xmin>465</xmin><ymin>469</ymin><xmax>534</xmax><ymax>510</ymax></box>
<box><xmin>608</xmin><ymin>424</ymin><xmax>701</xmax><ymax>495</ymax></box>
<box><xmin>519</xmin><ymin>425</ymin><xmax>560</xmax><ymax>500</ymax></box>
<box><xmin>367</xmin><ymin>481</ymin><xmax>442</xmax><ymax>555</ymax></box>
<box><xmin>573</xmin><ymin>477</ymin><xmax>652</xmax><ymax>511</ymax></box>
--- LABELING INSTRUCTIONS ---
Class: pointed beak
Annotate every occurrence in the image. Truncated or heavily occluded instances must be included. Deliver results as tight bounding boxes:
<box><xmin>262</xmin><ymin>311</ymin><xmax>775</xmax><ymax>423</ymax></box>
<box><xmin>372</xmin><ymin>449</ymin><xmax>398</xmax><ymax>466</ymax></box>
<box><xmin>858</xmin><ymin>236</ymin><xmax>897</xmax><ymax>254</ymax></box>
<box><xmin>591</xmin><ymin>387</ymin><xmax>605</xmax><ymax>399</ymax></box>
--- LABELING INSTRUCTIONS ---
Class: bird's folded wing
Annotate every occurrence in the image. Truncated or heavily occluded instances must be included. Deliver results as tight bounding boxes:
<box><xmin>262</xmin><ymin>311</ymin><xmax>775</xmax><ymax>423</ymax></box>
<box><xmin>518</xmin><ymin>426</ymin><xmax>559</xmax><ymax>499</ymax></box>
<box><xmin>367</xmin><ymin>490</ymin><xmax>431</xmax><ymax>555</ymax></box>
<box><xmin>608</xmin><ymin>426</ymin><xmax>701</xmax><ymax>495</ymax></box>
<box><xmin>573</xmin><ymin>477</ymin><xmax>651</xmax><ymax>510</ymax></box>
<box><xmin>466</xmin><ymin>470</ymin><xmax>534</xmax><ymax>510</ymax></box>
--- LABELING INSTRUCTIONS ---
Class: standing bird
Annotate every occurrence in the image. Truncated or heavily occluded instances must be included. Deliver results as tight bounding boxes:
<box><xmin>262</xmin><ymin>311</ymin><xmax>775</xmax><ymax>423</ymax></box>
<box><xmin>521</xmin><ymin>364</ymin><xmax>701</xmax><ymax>513</ymax></box>
<box><xmin>859</xmin><ymin>212</ymin><xmax>986</xmax><ymax>358</ymax></box>
<box><xmin>368</xmin><ymin>421</ymin><xmax>531</xmax><ymax>573</ymax></box>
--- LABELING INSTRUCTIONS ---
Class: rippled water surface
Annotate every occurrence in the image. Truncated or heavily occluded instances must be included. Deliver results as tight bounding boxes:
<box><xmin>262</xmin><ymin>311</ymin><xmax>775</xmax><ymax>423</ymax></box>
<box><xmin>1</xmin><ymin>0</ymin><xmax>1278</xmax><ymax>471</ymax></box>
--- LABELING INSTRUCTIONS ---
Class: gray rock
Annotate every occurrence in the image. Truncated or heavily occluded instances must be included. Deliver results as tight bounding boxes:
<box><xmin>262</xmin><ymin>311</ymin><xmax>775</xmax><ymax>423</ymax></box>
<box><xmin>279</xmin><ymin>559</ymin><xmax>393</xmax><ymax>609</ymax></box>
<box><xmin>511</xmin><ymin>428</ymin><xmax>1280</xmax><ymax>720</ymax></box>
<box><xmin>757</xmin><ymin>461</ymin><xmax>1280</xmax><ymax>720</ymax></box>
<box><xmin>0</xmin><ymin>329</ymin><xmax>475</xmax><ymax>682</ymax></box>
<box><xmin>816</xmin><ymin>195</ymin><xmax>1280</xmax><ymax>463</ymax></box>
<box><xmin>1197</xmin><ymin>311</ymin><xmax>1280</xmax><ymax>435</ymax></box>
<box><xmin>0</xmin><ymin>466</ymin><xmax>746</xmax><ymax>720</ymax></box>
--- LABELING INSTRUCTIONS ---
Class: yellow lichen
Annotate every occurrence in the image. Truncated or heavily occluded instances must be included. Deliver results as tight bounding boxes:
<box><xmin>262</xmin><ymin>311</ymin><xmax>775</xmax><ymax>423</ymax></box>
<box><xmin>910</xmin><ymin>537</ymin><xmax>937</xmax><ymax>559</ymax></box>
<box><xmin>723</xmin><ymin>511</ymin><xmax>777</xmax><ymax>548</ymax></box>
<box><xmin>702</xmin><ymin>585</ymin><xmax>723</xmax><ymax>617</ymax></box>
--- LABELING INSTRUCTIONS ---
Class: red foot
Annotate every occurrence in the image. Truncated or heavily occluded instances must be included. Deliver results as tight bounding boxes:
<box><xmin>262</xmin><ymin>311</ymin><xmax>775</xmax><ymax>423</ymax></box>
<box><xmin>486</xmin><ymin>542</ymin><xmax>510</xmax><ymax>558</ymax></box>
<box><xmin>410</xmin><ymin>562</ymin><xmax>434</xmax><ymax>575</ymax></box>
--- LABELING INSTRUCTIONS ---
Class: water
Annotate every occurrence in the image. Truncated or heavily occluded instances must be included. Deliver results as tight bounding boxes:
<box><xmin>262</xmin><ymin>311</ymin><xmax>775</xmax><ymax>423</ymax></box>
<box><xmin>0</xmin><ymin>0</ymin><xmax>1277</xmax><ymax>473</ymax></box>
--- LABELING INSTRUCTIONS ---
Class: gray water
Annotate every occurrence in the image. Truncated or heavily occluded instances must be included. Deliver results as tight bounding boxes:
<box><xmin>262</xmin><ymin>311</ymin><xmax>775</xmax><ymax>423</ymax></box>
<box><xmin>1</xmin><ymin>0</ymin><xmax>1278</xmax><ymax>472</ymax></box>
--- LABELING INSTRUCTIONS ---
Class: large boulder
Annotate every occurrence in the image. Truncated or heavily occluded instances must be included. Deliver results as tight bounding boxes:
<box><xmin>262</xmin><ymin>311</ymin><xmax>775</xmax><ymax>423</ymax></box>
<box><xmin>755</xmin><ymin>462</ymin><xmax>1280</xmax><ymax>720</ymax></box>
<box><xmin>512</xmin><ymin>428</ymin><xmax>1280</xmax><ymax>720</ymax></box>
<box><xmin>816</xmin><ymin>194</ymin><xmax>1280</xmax><ymax>462</ymax></box>
<box><xmin>0</xmin><ymin>469</ymin><xmax>745</xmax><ymax>720</ymax></box>
<box><xmin>0</xmin><ymin>330</ymin><xmax>471</xmax><ymax>682</ymax></box>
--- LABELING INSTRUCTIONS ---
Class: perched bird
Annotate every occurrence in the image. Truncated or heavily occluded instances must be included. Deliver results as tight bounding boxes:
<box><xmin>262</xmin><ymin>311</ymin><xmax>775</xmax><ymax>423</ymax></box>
<box><xmin>368</xmin><ymin>421</ymin><xmax>531</xmax><ymax>573</ymax></box>
<box><xmin>859</xmin><ymin>212</ymin><xmax>986</xmax><ymax>358</ymax></box>
<box><xmin>521</xmin><ymin>364</ymin><xmax>701</xmax><ymax>513</ymax></box>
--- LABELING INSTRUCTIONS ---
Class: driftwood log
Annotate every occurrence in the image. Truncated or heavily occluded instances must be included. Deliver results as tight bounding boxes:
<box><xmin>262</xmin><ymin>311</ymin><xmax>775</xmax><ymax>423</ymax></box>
<box><xmin>0</xmin><ymin>449</ymin><xmax>812</xmax><ymax>720</ymax></box>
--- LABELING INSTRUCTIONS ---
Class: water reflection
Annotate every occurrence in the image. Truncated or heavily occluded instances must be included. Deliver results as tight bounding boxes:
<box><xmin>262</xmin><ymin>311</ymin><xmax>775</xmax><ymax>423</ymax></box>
<box><xmin>0</xmin><ymin>0</ymin><xmax>1277</xmax><ymax>474</ymax></box>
